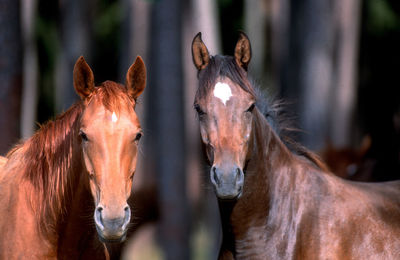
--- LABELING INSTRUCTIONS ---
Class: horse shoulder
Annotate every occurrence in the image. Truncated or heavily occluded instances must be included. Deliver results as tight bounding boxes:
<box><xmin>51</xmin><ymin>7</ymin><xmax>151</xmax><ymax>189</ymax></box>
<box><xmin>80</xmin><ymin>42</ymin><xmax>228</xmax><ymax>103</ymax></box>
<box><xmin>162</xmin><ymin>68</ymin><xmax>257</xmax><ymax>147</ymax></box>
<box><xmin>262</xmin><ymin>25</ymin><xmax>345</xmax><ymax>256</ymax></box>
<box><xmin>0</xmin><ymin>166</ymin><xmax>57</xmax><ymax>259</ymax></box>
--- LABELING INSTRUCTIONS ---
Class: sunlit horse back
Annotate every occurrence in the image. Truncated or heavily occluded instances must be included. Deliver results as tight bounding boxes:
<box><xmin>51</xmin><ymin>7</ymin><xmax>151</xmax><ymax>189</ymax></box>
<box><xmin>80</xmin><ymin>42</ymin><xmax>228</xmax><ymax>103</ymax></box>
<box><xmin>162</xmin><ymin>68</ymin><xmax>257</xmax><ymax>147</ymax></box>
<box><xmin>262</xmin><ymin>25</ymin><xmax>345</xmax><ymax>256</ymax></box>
<box><xmin>0</xmin><ymin>56</ymin><xmax>146</xmax><ymax>259</ymax></box>
<box><xmin>192</xmin><ymin>32</ymin><xmax>400</xmax><ymax>259</ymax></box>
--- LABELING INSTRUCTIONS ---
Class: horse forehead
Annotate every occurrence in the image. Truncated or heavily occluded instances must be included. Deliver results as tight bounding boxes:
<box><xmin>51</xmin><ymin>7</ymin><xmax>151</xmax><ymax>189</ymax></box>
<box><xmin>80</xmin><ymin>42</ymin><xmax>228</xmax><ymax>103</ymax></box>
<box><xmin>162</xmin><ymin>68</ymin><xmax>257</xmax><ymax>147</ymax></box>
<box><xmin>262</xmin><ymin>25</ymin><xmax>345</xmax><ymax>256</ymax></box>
<box><xmin>82</xmin><ymin>104</ymin><xmax>139</xmax><ymax>129</ymax></box>
<box><xmin>207</xmin><ymin>81</ymin><xmax>250</xmax><ymax>113</ymax></box>
<box><xmin>213</xmin><ymin>82</ymin><xmax>233</xmax><ymax>105</ymax></box>
<box><xmin>211</xmin><ymin>78</ymin><xmax>249</xmax><ymax>98</ymax></box>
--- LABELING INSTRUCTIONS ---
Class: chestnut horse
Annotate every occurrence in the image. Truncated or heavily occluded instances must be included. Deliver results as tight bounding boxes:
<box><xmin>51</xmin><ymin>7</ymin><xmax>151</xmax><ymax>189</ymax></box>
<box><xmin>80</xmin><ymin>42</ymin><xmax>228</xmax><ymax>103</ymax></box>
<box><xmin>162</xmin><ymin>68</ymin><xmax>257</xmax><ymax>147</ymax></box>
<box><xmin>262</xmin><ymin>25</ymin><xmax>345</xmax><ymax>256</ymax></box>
<box><xmin>0</xmin><ymin>56</ymin><xmax>146</xmax><ymax>259</ymax></box>
<box><xmin>192</xmin><ymin>32</ymin><xmax>400</xmax><ymax>259</ymax></box>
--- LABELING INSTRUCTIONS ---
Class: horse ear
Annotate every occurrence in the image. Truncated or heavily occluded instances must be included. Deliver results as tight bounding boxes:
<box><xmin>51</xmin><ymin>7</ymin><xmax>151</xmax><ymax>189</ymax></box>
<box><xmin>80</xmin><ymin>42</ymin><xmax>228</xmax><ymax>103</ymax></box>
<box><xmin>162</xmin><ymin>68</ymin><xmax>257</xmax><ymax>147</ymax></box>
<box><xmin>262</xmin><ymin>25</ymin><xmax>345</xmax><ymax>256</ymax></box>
<box><xmin>234</xmin><ymin>32</ymin><xmax>252</xmax><ymax>71</ymax></box>
<box><xmin>73</xmin><ymin>56</ymin><xmax>95</xmax><ymax>99</ymax></box>
<box><xmin>192</xmin><ymin>32</ymin><xmax>210</xmax><ymax>70</ymax></box>
<box><xmin>126</xmin><ymin>56</ymin><xmax>146</xmax><ymax>100</ymax></box>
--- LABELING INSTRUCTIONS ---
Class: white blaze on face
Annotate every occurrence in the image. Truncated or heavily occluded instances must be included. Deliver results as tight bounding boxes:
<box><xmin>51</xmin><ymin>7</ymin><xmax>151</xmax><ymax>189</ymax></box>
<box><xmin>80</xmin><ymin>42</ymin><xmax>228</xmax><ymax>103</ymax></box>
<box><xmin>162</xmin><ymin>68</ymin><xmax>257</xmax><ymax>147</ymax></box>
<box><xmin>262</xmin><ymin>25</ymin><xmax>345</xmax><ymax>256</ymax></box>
<box><xmin>111</xmin><ymin>111</ymin><xmax>118</xmax><ymax>123</ymax></box>
<box><xmin>213</xmin><ymin>82</ymin><xmax>233</xmax><ymax>105</ymax></box>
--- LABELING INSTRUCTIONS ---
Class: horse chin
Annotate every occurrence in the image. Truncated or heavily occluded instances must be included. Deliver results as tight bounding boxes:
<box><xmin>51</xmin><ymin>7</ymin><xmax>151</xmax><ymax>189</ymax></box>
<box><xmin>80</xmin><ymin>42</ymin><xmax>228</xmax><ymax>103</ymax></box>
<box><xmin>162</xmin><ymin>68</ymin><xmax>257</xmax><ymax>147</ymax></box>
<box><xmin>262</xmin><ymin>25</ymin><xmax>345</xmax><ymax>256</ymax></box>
<box><xmin>215</xmin><ymin>186</ymin><xmax>243</xmax><ymax>201</ymax></box>
<box><xmin>96</xmin><ymin>228</ymin><xmax>128</xmax><ymax>244</ymax></box>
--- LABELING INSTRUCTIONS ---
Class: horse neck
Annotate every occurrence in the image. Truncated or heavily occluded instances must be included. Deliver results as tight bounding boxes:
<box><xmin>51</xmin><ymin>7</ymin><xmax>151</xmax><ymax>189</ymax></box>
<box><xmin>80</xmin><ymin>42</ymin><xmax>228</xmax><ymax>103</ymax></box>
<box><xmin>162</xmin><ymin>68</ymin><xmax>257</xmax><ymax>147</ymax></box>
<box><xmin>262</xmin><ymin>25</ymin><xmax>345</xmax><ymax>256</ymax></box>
<box><xmin>217</xmin><ymin>110</ymin><xmax>295</xmax><ymax>255</ymax></box>
<box><xmin>229</xmin><ymin>110</ymin><xmax>298</xmax><ymax>227</ymax></box>
<box><xmin>22</xmin><ymin>103</ymin><xmax>86</xmax><ymax>240</ymax></box>
<box><xmin>245</xmin><ymin>109</ymin><xmax>295</xmax><ymax>204</ymax></box>
<box><xmin>235</xmin><ymin>108</ymin><xmax>327</xmax><ymax>237</ymax></box>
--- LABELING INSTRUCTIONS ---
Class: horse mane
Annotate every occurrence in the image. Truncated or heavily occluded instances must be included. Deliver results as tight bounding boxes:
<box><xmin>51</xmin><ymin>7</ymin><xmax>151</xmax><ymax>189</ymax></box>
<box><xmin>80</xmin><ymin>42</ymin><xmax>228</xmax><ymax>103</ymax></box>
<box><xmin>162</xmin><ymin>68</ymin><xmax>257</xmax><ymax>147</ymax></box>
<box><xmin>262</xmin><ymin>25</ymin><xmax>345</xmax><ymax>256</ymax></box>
<box><xmin>197</xmin><ymin>55</ymin><xmax>329</xmax><ymax>172</ymax></box>
<box><xmin>6</xmin><ymin>102</ymin><xmax>84</xmax><ymax>240</ymax></box>
<box><xmin>6</xmin><ymin>81</ymin><xmax>135</xmax><ymax>240</ymax></box>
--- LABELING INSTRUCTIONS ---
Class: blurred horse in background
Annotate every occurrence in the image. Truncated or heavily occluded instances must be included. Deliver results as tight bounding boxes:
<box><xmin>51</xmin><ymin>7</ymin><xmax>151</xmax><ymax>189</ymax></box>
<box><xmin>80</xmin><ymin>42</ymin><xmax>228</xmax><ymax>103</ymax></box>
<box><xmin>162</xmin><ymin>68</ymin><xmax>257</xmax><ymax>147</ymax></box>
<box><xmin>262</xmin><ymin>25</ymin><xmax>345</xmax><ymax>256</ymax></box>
<box><xmin>321</xmin><ymin>110</ymin><xmax>400</xmax><ymax>182</ymax></box>
<box><xmin>192</xmin><ymin>32</ymin><xmax>400</xmax><ymax>259</ymax></box>
<box><xmin>320</xmin><ymin>136</ymin><xmax>375</xmax><ymax>181</ymax></box>
<box><xmin>0</xmin><ymin>56</ymin><xmax>146</xmax><ymax>259</ymax></box>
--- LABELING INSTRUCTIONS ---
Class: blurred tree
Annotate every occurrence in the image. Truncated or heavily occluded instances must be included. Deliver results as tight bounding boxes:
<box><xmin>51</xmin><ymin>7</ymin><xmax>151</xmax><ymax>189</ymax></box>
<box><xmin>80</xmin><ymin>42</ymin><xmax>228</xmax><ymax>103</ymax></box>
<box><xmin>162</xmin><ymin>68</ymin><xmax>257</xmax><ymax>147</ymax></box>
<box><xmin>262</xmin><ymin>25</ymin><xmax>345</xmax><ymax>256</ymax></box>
<box><xmin>21</xmin><ymin>0</ymin><xmax>39</xmax><ymax>138</ymax></box>
<box><xmin>119</xmin><ymin>0</ymin><xmax>150</xmax><ymax>83</ymax></box>
<box><xmin>272</xmin><ymin>0</ymin><xmax>361</xmax><ymax>151</ymax></box>
<box><xmin>184</xmin><ymin>0</ymin><xmax>222</xmax><ymax>258</ymax></box>
<box><xmin>193</xmin><ymin>0</ymin><xmax>221</xmax><ymax>54</ymax></box>
<box><xmin>35</xmin><ymin>0</ymin><xmax>59</xmax><ymax>125</ymax></box>
<box><xmin>56</xmin><ymin>0</ymin><xmax>95</xmax><ymax>112</ymax></box>
<box><xmin>330</xmin><ymin>0</ymin><xmax>361</xmax><ymax>147</ymax></box>
<box><xmin>281</xmin><ymin>0</ymin><xmax>335</xmax><ymax>151</ymax></box>
<box><xmin>270</xmin><ymin>0</ymin><xmax>289</xmax><ymax>91</ymax></box>
<box><xmin>0</xmin><ymin>0</ymin><xmax>22</xmax><ymax>154</ymax></box>
<box><xmin>244</xmin><ymin>0</ymin><xmax>269</xmax><ymax>84</ymax></box>
<box><xmin>148</xmin><ymin>0</ymin><xmax>190</xmax><ymax>259</ymax></box>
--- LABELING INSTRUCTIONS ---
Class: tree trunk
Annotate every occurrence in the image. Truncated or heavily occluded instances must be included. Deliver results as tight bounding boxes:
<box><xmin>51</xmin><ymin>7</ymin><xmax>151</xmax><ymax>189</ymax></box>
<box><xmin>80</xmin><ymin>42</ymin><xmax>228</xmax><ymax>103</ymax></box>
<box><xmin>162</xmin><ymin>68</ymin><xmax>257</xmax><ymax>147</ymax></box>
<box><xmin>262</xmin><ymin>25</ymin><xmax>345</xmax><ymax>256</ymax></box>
<box><xmin>192</xmin><ymin>0</ymin><xmax>221</xmax><ymax>54</ymax></box>
<box><xmin>270</xmin><ymin>0</ymin><xmax>289</xmax><ymax>91</ymax></box>
<box><xmin>119</xmin><ymin>0</ymin><xmax>150</xmax><ymax>83</ymax></box>
<box><xmin>329</xmin><ymin>0</ymin><xmax>361</xmax><ymax>147</ymax></box>
<box><xmin>0</xmin><ymin>0</ymin><xmax>22</xmax><ymax>154</ymax></box>
<box><xmin>187</xmin><ymin>0</ymin><xmax>222</xmax><ymax>258</ymax></box>
<box><xmin>149</xmin><ymin>0</ymin><xmax>190</xmax><ymax>258</ymax></box>
<box><xmin>21</xmin><ymin>0</ymin><xmax>39</xmax><ymax>138</ymax></box>
<box><xmin>272</xmin><ymin>0</ymin><xmax>361</xmax><ymax>150</ymax></box>
<box><xmin>56</xmin><ymin>0</ymin><xmax>94</xmax><ymax>112</ymax></box>
<box><xmin>277</xmin><ymin>0</ymin><xmax>335</xmax><ymax>151</ymax></box>
<box><xmin>244</xmin><ymin>0</ymin><xmax>268</xmax><ymax>83</ymax></box>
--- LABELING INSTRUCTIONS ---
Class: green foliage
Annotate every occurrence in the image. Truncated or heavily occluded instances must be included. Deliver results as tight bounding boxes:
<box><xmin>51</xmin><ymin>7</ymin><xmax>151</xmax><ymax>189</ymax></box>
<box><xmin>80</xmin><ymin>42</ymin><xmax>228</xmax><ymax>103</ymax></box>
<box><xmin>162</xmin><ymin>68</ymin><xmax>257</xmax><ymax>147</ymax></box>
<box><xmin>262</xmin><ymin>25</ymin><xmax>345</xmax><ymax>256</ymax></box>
<box><xmin>94</xmin><ymin>0</ymin><xmax>122</xmax><ymax>38</ymax></box>
<box><xmin>367</xmin><ymin>0</ymin><xmax>400</xmax><ymax>35</ymax></box>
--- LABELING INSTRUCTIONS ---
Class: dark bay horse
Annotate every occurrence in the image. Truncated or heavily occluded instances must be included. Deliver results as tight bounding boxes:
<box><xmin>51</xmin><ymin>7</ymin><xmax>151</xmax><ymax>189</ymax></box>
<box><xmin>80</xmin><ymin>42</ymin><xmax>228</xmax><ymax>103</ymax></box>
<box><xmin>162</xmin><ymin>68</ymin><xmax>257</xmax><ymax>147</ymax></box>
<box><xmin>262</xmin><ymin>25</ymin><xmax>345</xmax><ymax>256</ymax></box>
<box><xmin>192</xmin><ymin>32</ymin><xmax>400</xmax><ymax>259</ymax></box>
<box><xmin>0</xmin><ymin>56</ymin><xmax>146</xmax><ymax>259</ymax></box>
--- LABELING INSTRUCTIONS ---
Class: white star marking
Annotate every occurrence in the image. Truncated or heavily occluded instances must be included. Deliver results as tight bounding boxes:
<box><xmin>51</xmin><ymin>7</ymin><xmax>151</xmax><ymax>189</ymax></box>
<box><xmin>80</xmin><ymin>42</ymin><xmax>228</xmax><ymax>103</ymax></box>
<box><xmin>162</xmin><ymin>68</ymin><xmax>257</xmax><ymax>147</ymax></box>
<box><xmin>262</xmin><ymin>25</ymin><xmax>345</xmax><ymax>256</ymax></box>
<box><xmin>213</xmin><ymin>82</ymin><xmax>233</xmax><ymax>105</ymax></box>
<box><xmin>111</xmin><ymin>112</ymin><xmax>118</xmax><ymax>122</ymax></box>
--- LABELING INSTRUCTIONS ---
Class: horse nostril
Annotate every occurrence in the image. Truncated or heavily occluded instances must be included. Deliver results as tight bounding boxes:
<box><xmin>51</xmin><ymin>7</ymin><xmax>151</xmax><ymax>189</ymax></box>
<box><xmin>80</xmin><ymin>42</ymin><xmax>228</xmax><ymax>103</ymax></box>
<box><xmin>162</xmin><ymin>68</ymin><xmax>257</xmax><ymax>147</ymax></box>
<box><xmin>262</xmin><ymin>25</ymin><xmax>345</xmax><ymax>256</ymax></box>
<box><xmin>122</xmin><ymin>205</ymin><xmax>131</xmax><ymax>229</ymax></box>
<box><xmin>95</xmin><ymin>206</ymin><xmax>105</xmax><ymax>230</ymax></box>
<box><xmin>124</xmin><ymin>205</ymin><xmax>131</xmax><ymax>219</ymax></box>
<box><xmin>235</xmin><ymin>168</ymin><xmax>241</xmax><ymax>180</ymax></box>
<box><xmin>211</xmin><ymin>167</ymin><xmax>220</xmax><ymax>186</ymax></box>
<box><xmin>96</xmin><ymin>206</ymin><xmax>103</xmax><ymax>217</ymax></box>
<box><xmin>235</xmin><ymin>167</ymin><xmax>244</xmax><ymax>185</ymax></box>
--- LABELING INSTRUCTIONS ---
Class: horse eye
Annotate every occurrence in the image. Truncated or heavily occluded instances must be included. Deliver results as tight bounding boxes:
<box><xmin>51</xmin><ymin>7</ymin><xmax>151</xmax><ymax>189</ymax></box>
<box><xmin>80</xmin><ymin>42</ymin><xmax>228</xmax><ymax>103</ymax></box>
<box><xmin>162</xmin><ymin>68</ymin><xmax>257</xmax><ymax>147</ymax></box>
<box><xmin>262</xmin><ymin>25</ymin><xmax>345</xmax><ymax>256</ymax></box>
<box><xmin>194</xmin><ymin>104</ymin><xmax>206</xmax><ymax>116</ymax></box>
<box><xmin>79</xmin><ymin>130</ymin><xmax>89</xmax><ymax>142</ymax></box>
<box><xmin>246</xmin><ymin>103</ymin><xmax>255</xmax><ymax>113</ymax></box>
<box><xmin>89</xmin><ymin>172</ymin><xmax>95</xmax><ymax>180</ymax></box>
<box><xmin>134</xmin><ymin>132</ymin><xmax>142</xmax><ymax>143</ymax></box>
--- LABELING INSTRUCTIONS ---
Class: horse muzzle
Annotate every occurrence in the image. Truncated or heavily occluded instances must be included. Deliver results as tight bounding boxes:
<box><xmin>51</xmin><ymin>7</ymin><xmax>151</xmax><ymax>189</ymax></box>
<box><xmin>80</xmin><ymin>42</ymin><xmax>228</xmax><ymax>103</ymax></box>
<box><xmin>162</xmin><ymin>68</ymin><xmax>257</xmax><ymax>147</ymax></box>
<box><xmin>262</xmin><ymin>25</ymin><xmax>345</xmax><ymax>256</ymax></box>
<box><xmin>210</xmin><ymin>165</ymin><xmax>244</xmax><ymax>200</ymax></box>
<box><xmin>94</xmin><ymin>204</ymin><xmax>131</xmax><ymax>243</ymax></box>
